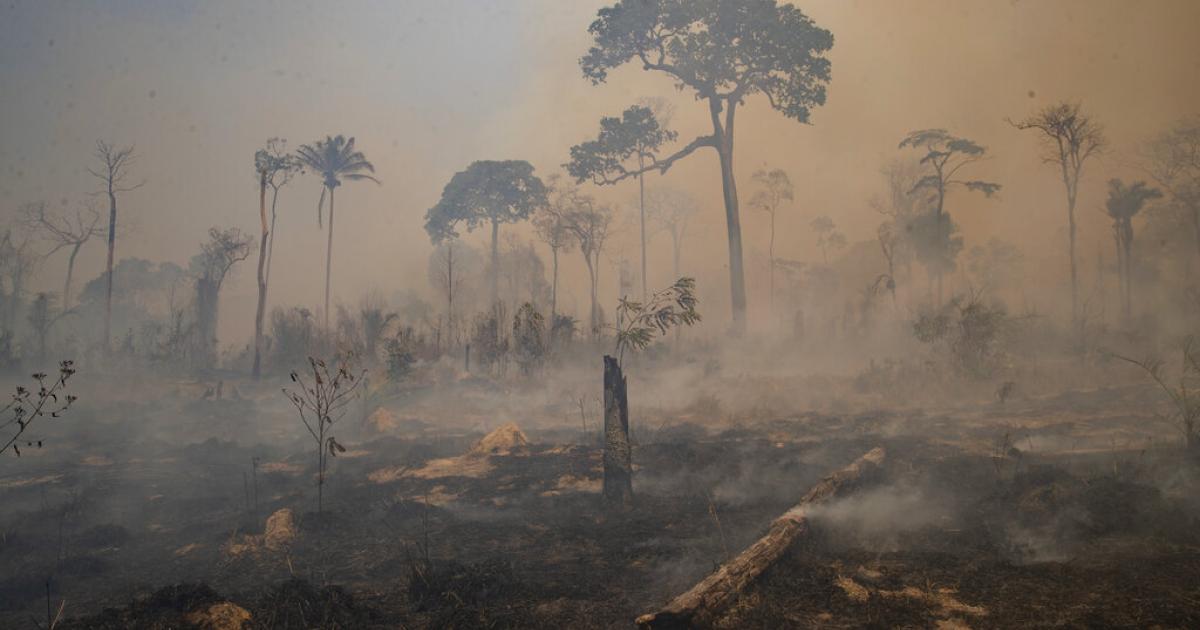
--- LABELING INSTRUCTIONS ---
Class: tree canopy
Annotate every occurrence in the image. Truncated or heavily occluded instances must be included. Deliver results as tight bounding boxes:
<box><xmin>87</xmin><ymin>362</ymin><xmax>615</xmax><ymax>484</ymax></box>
<box><xmin>581</xmin><ymin>0</ymin><xmax>833</xmax><ymax>130</ymax></box>
<box><xmin>567</xmin><ymin>105</ymin><xmax>677</xmax><ymax>185</ymax></box>
<box><xmin>424</xmin><ymin>160</ymin><xmax>549</xmax><ymax>243</ymax></box>
<box><xmin>899</xmin><ymin>129</ymin><xmax>1002</xmax><ymax>199</ymax></box>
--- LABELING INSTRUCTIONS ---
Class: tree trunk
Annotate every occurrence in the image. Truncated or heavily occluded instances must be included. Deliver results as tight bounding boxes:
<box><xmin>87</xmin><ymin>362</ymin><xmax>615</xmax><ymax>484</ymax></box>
<box><xmin>103</xmin><ymin>188</ymin><xmax>117</xmax><ymax>352</ymax></box>
<box><xmin>602</xmin><ymin>355</ymin><xmax>632</xmax><ymax>510</ymax></box>
<box><xmin>490</xmin><ymin>219</ymin><xmax>500</xmax><ymax>308</ymax></box>
<box><xmin>64</xmin><ymin>243</ymin><xmax>81</xmax><ymax>311</ymax></box>
<box><xmin>265</xmin><ymin>188</ymin><xmax>281</xmax><ymax>296</ymax></box>
<box><xmin>639</xmin><ymin>159</ymin><xmax>648</xmax><ymax>302</ymax></box>
<box><xmin>1068</xmin><ymin>193</ymin><xmax>1079</xmax><ymax>329</ymax></box>
<box><xmin>442</xmin><ymin>241</ymin><xmax>455</xmax><ymax>347</ymax></box>
<box><xmin>324</xmin><ymin>186</ymin><xmax>336</xmax><ymax>331</ymax></box>
<box><xmin>195</xmin><ymin>277</ymin><xmax>220</xmax><ymax>369</ymax></box>
<box><xmin>550</xmin><ymin>246</ymin><xmax>559</xmax><ymax>324</ymax></box>
<box><xmin>253</xmin><ymin>174</ymin><xmax>269</xmax><ymax>379</ymax></box>
<box><xmin>1122</xmin><ymin>222</ymin><xmax>1134</xmax><ymax>322</ymax></box>
<box><xmin>768</xmin><ymin>211</ymin><xmax>775</xmax><ymax>319</ymax></box>
<box><xmin>935</xmin><ymin>182</ymin><xmax>945</xmax><ymax>308</ymax></box>
<box><xmin>585</xmin><ymin>256</ymin><xmax>598</xmax><ymax>335</ymax></box>
<box><xmin>636</xmin><ymin>447</ymin><xmax>887</xmax><ymax>629</ymax></box>
<box><xmin>710</xmin><ymin>97</ymin><xmax>746</xmax><ymax>336</ymax></box>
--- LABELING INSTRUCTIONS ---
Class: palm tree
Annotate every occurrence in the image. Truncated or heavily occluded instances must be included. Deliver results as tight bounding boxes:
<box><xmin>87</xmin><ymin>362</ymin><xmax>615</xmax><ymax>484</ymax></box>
<box><xmin>296</xmin><ymin>135</ymin><xmax>379</xmax><ymax>330</ymax></box>
<box><xmin>1104</xmin><ymin>178</ymin><xmax>1161</xmax><ymax>322</ymax></box>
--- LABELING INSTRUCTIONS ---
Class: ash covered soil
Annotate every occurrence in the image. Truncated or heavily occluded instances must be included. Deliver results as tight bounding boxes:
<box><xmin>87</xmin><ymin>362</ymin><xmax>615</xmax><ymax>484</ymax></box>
<box><xmin>2</xmin><ymin>375</ymin><xmax>1199</xmax><ymax>629</ymax></box>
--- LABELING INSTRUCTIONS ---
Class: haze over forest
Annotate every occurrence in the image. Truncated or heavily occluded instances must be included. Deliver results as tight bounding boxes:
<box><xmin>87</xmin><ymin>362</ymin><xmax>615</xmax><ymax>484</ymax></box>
<box><xmin>3</xmin><ymin>0</ymin><xmax>1198</xmax><ymax>344</ymax></box>
<box><xmin>4</xmin><ymin>2</ymin><xmax>1200</xmax><ymax>627</ymax></box>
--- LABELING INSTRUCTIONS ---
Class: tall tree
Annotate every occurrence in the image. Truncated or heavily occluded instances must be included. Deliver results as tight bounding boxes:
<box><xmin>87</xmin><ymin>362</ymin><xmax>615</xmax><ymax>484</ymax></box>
<box><xmin>1104</xmin><ymin>178</ymin><xmax>1161</xmax><ymax>322</ymax></box>
<box><xmin>1144</xmin><ymin>118</ymin><xmax>1200</xmax><ymax>267</ymax></box>
<box><xmin>424</xmin><ymin>160</ymin><xmax>548</xmax><ymax>307</ymax></box>
<box><xmin>87</xmin><ymin>141</ymin><xmax>143</xmax><ymax>352</ymax></box>
<box><xmin>749</xmin><ymin>168</ymin><xmax>793</xmax><ymax>314</ymax></box>
<box><xmin>567</xmin><ymin>104</ymin><xmax>676</xmax><ymax>301</ymax></box>
<box><xmin>809</xmin><ymin>215</ymin><xmax>845</xmax><ymax>265</ymax></box>
<box><xmin>27</xmin><ymin>292</ymin><xmax>71</xmax><ymax>361</ymax></box>
<box><xmin>899</xmin><ymin>129</ymin><xmax>1000</xmax><ymax>306</ymax></box>
<box><xmin>559</xmin><ymin>192</ymin><xmax>614</xmax><ymax>335</ymax></box>
<box><xmin>252</xmin><ymin>139</ymin><xmax>301</xmax><ymax>379</ymax></box>
<box><xmin>1010</xmin><ymin>102</ymin><xmax>1105</xmax><ymax>327</ymax></box>
<box><xmin>869</xmin><ymin>158</ymin><xmax>927</xmax><ymax>306</ymax></box>
<box><xmin>534</xmin><ymin>178</ymin><xmax>577</xmax><ymax>323</ymax></box>
<box><xmin>428</xmin><ymin>239</ymin><xmax>482</xmax><ymax>345</ymax></box>
<box><xmin>20</xmin><ymin>201</ymin><xmax>103</xmax><ymax>310</ymax></box>
<box><xmin>581</xmin><ymin>0</ymin><xmax>833</xmax><ymax>334</ymax></box>
<box><xmin>192</xmin><ymin>228</ymin><xmax>253</xmax><ymax>369</ymax></box>
<box><xmin>296</xmin><ymin>135</ymin><xmax>380</xmax><ymax>330</ymax></box>
<box><xmin>647</xmin><ymin>188</ymin><xmax>698</xmax><ymax>284</ymax></box>
<box><xmin>0</xmin><ymin>228</ymin><xmax>38</xmax><ymax>332</ymax></box>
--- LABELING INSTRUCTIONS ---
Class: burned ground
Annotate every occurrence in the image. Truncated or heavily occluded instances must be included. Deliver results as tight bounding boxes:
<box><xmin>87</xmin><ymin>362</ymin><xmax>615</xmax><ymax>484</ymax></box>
<box><xmin>2</xmin><ymin>365</ymin><xmax>1199</xmax><ymax>629</ymax></box>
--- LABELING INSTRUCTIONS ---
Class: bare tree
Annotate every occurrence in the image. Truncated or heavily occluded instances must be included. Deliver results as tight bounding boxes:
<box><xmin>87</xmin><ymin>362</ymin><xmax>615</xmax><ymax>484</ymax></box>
<box><xmin>282</xmin><ymin>356</ymin><xmax>363</xmax><ymax>514</ymax></box>
<box><xmin>1144</xmin><ymin>117</ymin><xmax>1200</xmax><ymax>268</ymax></box>
<box><xmin>87</xmin><ymin>141</ymin><xmax>144</xmax><ymax>352</ymax></box>
<box><xmin>20</xmin><ymin>201</ymin><xmax>103</xmax><ymax>310</ymax></box>
<box><xmin>1010</xmin><ymin>102</ymin><xmax>1105</xmax><ymax>327</ymax></box>
<box><xmin>428</xmin><ymin>239</ymin><xmax>480</xmax><ymax>345</ymax></box>
<box><xmin>749</xmin><ymin>168</ymin><xmax>794</xmax><ymax>314</ymax></box>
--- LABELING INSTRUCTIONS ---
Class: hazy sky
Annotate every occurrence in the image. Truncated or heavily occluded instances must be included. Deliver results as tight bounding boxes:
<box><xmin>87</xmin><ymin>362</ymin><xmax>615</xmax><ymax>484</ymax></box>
<box><xmin>2</xmin><ymin>0</ymin><xmax>1198</xmax><ymax>342</ymax></box>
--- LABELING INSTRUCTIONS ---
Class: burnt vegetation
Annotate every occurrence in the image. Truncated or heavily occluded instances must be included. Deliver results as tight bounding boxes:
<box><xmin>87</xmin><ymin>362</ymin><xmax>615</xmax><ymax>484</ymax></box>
<box><xmin>2</xmin><ymin>1</ymin><xmax>1200</xmax><ymax>629</ymax></box>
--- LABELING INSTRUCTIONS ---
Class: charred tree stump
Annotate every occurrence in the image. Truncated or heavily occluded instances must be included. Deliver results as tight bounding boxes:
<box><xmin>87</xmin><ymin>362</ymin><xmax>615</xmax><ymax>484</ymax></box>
<box><xmin>602</xmin><ymin>355</ymin><xmax>633</xmax><ymax>510</ymax></box>
<box><xmin>636</xmin><ymin>447</ymin><xmax>886</xmax><ymax>629</ymax></box>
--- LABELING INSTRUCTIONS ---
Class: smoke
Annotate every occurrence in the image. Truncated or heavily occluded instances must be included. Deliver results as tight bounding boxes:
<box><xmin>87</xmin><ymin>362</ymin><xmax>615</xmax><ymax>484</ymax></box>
<box><xmin>806</xmin><ymin>482</ymin><xmax>956</xmax><ymax>552</ymax></box>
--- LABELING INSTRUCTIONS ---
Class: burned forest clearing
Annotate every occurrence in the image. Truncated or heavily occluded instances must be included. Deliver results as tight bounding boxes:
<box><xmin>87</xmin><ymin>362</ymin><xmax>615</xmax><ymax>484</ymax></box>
<box><xmin>4</xmin><ymin>0</ymin><xmax>1200</xmax><ymax>627</ymax></box>
<box><xmin>3</xmin><ymin>352</ymin><xmax>1199</xmax><ymax>628</ymax></box>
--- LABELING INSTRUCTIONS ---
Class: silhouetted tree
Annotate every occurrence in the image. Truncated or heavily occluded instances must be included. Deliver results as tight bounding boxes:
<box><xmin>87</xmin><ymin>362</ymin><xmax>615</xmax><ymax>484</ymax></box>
<box><xmin>20</xmin><ymin>201</ymin><xmax>103</xmax><ymax>310</ymax></box>
<box><xmin>296</xmin><ymin>135</ymin><xmax>380</xmax><ymax>329</ymax></box>
<box><xmin>1144</xmin><ymin>118</ymin><xmax>1200</xmax><ymax>267</ymax></box>
<box><xmin>0</xmin><ymin>227</ymin><xmax>38</xmax><ymax>334</ymax></box>
<box><xmin>870</xmin><ymin>158</ymin><xmax>927</xmax><ymax>305</ymax></box>
<box><xmin>27</xmin><ymin>292</ymin><xmax>71</xmax><ymax>360</ymax></box>
<box><xmin>424</xmin><ymin>160</ymin><xmax>548</xmax><ymax>307</ymax></box>
<box><xmin>252</xmin><ymin>138</ymin><xmax>301</xmax><ymax>378</ymax></box>
<box><xmin>581</xmin><ymin>0</ymin><xmax>834</xmax><ymax>334</ymax></box>
<box><xmin>809</xmin><ymin>215</ymin><xmax>845</xmax><ymax>264</ymax></box>
<box><xmin>749</xmin><ymin>168</ymin><xmax>794</xmax><ymax>313</ymax></box>
<box><xmin>567</xmin><ymin>105</ymin><xmax>676</xmax><ymax>301</ymax></box>
<box><xmin>560</xmin><ymin>192</ymin><xmax>614</xmax><ymax>336</ymax></box>
<box><xmin>1104</xmin><ymin>178</ymin><xmax>1161</xmax><ymax>321</ymax></box>
<box><xmin>87</xmin><ymin>141</ymin><xmax>144</xmax><ymax>351</ymax></box>
<box><xmin>192</xmin><ymin>228</ymin><xmax>253</xmax><ymax>369</ymax></box>
<box><xmin>1011</xmin><ymin>102</ymin><xmax>1105</xmax><ymax>327</ymax></box>
<box><xmin>534</xmin><ymin>178</ymin><xmax>577</xmax><ymax>323</ymax></box>
<box><xmin>899</xmin><ymin>129</ymin><xmax>1000</xmax><ymax>305</ymax></box>
<box><xmin>647</xmin><ymin>188</ymin><xmax>698</xmax><ymax>286</ymax></box>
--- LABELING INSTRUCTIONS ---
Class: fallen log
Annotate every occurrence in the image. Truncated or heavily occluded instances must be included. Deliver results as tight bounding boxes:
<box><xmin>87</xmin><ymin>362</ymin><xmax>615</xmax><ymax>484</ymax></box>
<box><xmin>636</xmin><ymin>447</ymin><xmax>886</xmax><ymax>629</ymax></box>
